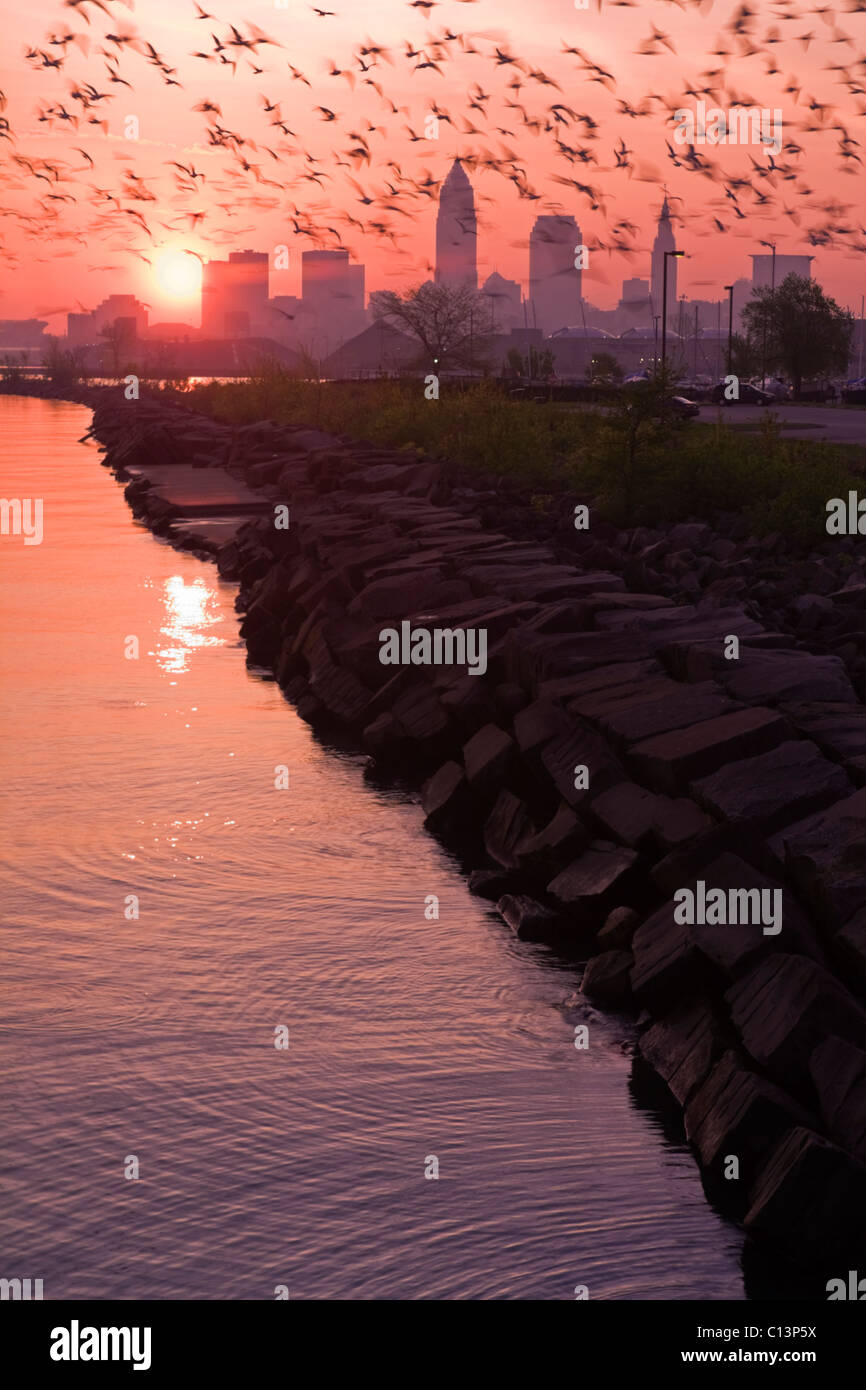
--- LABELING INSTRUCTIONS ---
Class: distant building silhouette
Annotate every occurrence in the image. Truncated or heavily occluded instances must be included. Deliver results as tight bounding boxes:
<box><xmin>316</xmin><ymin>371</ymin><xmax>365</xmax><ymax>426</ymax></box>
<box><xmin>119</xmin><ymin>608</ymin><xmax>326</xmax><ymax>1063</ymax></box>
<box><xmin>0</xmin><ymin>318</ymin><xmax>47</xmax><ymax>349</ymax></box>
<box><xmin>619</xmin><ymin>278</ymin><xmax>651</xmax><ymax>312</ymax></box>
<box><xmin>67</xmin><ymin>295</ymin><xmax>148</xmax><ymax>345</ymax></box>
<box><xmin>650</xmin><ymin>194</ymin><xmax>678</xmax><ymax>325</ymax></box>
<box><xmin>751</xmin><ymin>254</ymin><xmax>813</xmax><ymax>289</ymax></box>
<box><xmin>482</xmin><ymin>271</ymin><xmax>522</xmax><ymax>331</ymax></box>
<box><xmin>201</xmin><ymin>251</ymin><xmax>269</xmax><ymax>337</ymax></box>
<box><xmin>528</xmin><ymin>215</ymin><xmax>582</xmax><ymax>334</ymax></box>
<box><xmin>300</xmin><ymin>249</ymin><xmax>366</xmax><ymax>352</ymax></box>
<box><xmin>435</xmin><ymin>158</ymin><xmax>477</xmax><ymax>290</ymax></box>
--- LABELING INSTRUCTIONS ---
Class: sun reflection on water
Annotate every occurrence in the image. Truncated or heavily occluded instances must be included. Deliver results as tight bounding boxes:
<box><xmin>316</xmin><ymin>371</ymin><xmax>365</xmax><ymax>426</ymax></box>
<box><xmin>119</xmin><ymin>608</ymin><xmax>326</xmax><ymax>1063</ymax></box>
<box><xmin>156</xmin><ymin>575</ymin><xmax>224</xmax><ymax>674</ymax></box>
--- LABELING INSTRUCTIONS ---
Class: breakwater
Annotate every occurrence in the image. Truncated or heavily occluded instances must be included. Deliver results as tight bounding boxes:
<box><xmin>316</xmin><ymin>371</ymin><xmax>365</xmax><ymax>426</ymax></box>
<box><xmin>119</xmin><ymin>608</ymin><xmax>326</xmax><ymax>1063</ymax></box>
<box><xmin>14</xmin><ymin>381</ymin><xmax>866</xmax><ymax>1291</ymax></box>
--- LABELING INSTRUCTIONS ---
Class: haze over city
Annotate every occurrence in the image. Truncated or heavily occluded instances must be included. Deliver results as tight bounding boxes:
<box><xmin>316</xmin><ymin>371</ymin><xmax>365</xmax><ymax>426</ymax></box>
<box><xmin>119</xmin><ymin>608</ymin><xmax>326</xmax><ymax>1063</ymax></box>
<box><xmin>2</xmin><ymin>0</ymin><xmax>865</xmax><ymax>331</ymax></box>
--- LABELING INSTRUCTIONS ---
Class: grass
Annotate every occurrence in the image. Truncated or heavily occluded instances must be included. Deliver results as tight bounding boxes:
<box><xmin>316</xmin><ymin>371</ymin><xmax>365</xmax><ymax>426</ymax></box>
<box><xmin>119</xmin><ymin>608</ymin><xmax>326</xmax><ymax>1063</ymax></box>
<box><xmin>180</xmin><ymin>367</ymin><xmax>865</xmax><ymax>548</ymax></box>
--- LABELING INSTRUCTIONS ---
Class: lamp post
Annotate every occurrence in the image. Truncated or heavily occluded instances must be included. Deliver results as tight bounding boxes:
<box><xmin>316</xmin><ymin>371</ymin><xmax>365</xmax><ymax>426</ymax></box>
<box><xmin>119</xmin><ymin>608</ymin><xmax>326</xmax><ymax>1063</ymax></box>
<box><xmin>661</xmin><ymin>250</ymin><xmax>684</xmax><ymax>368</ymax></box>
<box><xmin>724</xmin><ymin>284</ymin><xmax>734</xmax><ymax>375</ymax></box>
<box><xmin>760</xmin><ymin>241</ymin><xmax>776</xmax><ymax>388</ymax></box>
<box><xmin>652</xmin><ymin>315</ymin><xmax>659</xmax><ymax>371</ymax></box>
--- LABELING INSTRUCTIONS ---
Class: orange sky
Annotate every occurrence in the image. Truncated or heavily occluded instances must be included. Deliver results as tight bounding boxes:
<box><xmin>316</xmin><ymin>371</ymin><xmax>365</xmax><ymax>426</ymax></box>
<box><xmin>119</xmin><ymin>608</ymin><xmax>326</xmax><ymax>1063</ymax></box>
<box><xmin>2</xmin><ymin>0</ymin><xmax>865</xmax><ymax>327</ymax></box>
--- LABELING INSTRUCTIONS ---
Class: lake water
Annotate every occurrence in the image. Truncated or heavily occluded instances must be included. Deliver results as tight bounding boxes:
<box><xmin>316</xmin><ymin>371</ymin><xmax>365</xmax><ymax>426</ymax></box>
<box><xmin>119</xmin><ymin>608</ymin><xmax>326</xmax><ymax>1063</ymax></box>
<box><xmin>0</xmin><ymin>394</ymin><xmax>744</xmax><ymax>1299</ymax></box>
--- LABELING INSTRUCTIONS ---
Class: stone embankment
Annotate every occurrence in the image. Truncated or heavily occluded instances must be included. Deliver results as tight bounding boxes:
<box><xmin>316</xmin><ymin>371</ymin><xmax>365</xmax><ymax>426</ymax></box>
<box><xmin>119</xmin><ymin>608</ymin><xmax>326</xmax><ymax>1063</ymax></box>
<box><xmin>20</xmin><ymin>382</ymin><xmax>866</xmax><ymax>1287</ymax></box>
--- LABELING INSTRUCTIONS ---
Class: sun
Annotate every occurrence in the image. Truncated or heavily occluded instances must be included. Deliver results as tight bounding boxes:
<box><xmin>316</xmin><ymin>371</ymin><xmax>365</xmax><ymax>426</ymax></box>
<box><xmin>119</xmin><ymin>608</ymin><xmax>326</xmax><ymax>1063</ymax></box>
<box><xmin>154</xmin><ymin>250</ymin><xmax>201</xmax><ymax>300</ymax></box>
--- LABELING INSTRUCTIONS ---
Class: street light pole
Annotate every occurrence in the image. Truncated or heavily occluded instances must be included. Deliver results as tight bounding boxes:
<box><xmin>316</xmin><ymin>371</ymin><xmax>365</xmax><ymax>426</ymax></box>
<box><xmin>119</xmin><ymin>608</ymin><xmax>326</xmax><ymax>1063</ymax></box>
<box><xmin>661</xmin><ymin>250</ymin><xmax>684</xmax><ymax>369</ymax></box>
<box><xmin>724</xmin><ymin>284</ymin><xmax>734</xmax><ymax>375</ymax></box>
<box><xmin>760</xmin><ymin>241</ymin><xmax>776</xmax><ymax>388</ymax></box>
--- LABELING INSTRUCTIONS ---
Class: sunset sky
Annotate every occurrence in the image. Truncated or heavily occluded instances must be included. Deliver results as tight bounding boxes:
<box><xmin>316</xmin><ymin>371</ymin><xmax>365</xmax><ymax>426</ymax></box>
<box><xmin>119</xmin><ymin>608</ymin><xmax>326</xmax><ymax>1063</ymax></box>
<box><xmin>2</xmin><ymin>0</ymin><xmax>865</xmax><ymax>327</ymax></box>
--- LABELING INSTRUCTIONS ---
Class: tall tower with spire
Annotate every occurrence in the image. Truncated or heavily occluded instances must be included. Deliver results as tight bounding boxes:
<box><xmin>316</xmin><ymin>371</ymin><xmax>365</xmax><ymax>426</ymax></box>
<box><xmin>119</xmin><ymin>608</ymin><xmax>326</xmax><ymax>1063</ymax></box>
<box><xmin>651</xmin><ymin>192</ymin><xmax>678</xmax><ymax>323</ymax></box>
<box><xmin>435</xmin><ymin>158</ymin><xmax>477</xmax><ymax>290</ymax></box>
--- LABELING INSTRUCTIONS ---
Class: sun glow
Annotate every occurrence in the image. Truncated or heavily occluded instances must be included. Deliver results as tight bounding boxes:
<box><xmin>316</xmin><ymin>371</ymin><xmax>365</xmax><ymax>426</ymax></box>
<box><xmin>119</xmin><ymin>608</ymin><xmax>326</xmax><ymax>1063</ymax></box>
<box><xmin>154</xmin><ymin>250</ymin><xmax>201</xmax><ymax>300</ymax></box>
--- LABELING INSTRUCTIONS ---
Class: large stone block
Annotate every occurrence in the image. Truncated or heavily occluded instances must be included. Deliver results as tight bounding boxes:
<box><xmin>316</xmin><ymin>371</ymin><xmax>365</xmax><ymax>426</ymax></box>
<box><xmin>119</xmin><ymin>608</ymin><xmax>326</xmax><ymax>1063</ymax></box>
<box><xmin>777</xmin><ymin>789</ymin><xmax>866</xmax><ymax>934</ymax></box>
<box><xmin>809</xmin><ymin>1036</ymin><xmax>866</xmax><ymax>1164</ymax></box>
<box><xmin>629</xmin><ymin>707</ymin><xmax>787</xmax><ymax>794</ymax></box>
<box><xmin>744</xmin><ymin>1126</ymin><xmax>866</xmax><ymax>1260</ymax></box>
<box><xmin>685</xmin><ymin>1051</ymin><xmax>812</xmax><ymax>1178</ymax></box>
<box><xmin>546</xmin><ymin>840</ymin><xmax>642</xmax><ymax>925</ymax></box>
<box><xmin>691</xmin><ymin>740</ymin><xmax>852</xmax><ymax>834</ymax></box>
<box><xmin>726</xmin><ymin>954</ymin><xmax>866</xmax><ymax>1093</ymax></box>
<box><xmin>637</xmin><ymin>998</ymin><xmax>730</xmax><ymax>1107</ymax></box>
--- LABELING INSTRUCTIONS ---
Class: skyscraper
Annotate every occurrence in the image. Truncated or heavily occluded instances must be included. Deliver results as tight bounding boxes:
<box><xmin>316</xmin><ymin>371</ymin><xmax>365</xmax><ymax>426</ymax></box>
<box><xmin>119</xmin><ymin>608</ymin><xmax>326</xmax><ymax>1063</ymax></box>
<box><xmin>750</xmin><ymin>254</ymin><xmax>813</xmax><ymax>289</ymax></box>
<box><xmin>301</xmin><ymin>249</ymin><xmax>366</xmax><ymax>349</ymax></box>
<box><xmin>435</xmin><ymin>159</ymin><xmax>477</xmax><ymax>290</ymax></box>
<box><xmin>201</xmin><ymin>251</ymin><xmax>269</xmax><ymax>337</ymax></box>
<box><xmin>528</xmin><ymin>215</ymin><xmax>582</xmax><ymax>334</ymax></box>
<box><xmin>650</xmin><ymin>194</ymin><xmax>678</xmax><ymax>324</ymax></box>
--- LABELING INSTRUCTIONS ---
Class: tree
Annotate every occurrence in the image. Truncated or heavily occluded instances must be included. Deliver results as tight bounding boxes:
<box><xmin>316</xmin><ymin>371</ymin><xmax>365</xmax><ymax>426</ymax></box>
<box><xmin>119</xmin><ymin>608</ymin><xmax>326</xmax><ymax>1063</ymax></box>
<box><xmin>371</xmin><ymin>282</ymin><xmax>493</xmax><ymax>373</ymax></box>
<box><xmin>100</xmin><ymin>320</ymin><xmax>135</xmax><ymax>376</ymax></box>
<box><xmin>594</xmin><ymin>364</ymin><xmax>681</xmax><ymax>522</ymax></box>
<box><xmin>728</xmin><ymin>331</ymin><xmax>760</xmax><ymax>380</ymax></box>
<box><xmin>590</xmin><ymin>351</ymin><xmax>623</xmax><ymax>385</ymax></box>
<box><xmin>742</xmin><ymin>274</ymin><xmax>853</xmax><ymax>398</ymax></box>
<box><xmin>43</xmin><ymin>337</ymin><xmax>88</xmax><ymax>385</ymax></box>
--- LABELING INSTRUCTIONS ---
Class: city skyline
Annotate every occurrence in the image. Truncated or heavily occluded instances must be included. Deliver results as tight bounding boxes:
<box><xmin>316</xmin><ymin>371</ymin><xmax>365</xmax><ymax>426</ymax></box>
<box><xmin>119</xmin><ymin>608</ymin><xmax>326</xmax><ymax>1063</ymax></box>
<box><xmin>2</xmin><ymin>0</ymin><xmax>864</xmax><ymax>331</ymax></box>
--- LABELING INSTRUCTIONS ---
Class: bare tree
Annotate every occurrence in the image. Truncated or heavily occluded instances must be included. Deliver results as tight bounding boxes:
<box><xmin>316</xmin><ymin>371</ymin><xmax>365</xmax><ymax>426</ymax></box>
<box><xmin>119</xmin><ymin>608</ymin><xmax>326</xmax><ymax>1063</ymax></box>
<box><xmin>371</xmin><ymin>282</ymin><xmax>494</xmax><ymax>373</ymax></box>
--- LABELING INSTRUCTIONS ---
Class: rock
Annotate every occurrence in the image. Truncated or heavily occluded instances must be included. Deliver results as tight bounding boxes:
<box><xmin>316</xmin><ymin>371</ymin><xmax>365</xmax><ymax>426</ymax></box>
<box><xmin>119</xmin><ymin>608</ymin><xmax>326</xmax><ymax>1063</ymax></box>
<box><xmin>633</xmin><ymin>854</ymin><xmax>814</xmax><ymax>1010</ymax></box>
<box><xmin>484</xmin><ymin>789</ymin><xmax>535</xmax><ymax>869</ymax></box>
<box><xmin>463</xmin><ymin>723</ymin><xmax>515</xmax><ymax>797</ymax></box>
<box><xmin>722</xmin><ymin>651</ymin><xmax>857</xmax><ymax>706</ymax></box>
<box><xmin>546</xmin><ymin>840</ymin><xmax>641</xmax><ymax>926</ymax></box>
<box><xmin>629</xmin><ymin>707</ymin><xmax>787</xmax><ymax>794</ymax></box>
<box><xmin>349</xmin><ymin>571</ymin><xmax>470</xmax><ymax>620</ymax></box>
<box><xmin>637</xmin><ymin>998</ymin><xmax>729</xmax><ymax>1106</ymax></box>
<box><xmin>597</xmin><ymin>905</ymin><xmax>640</xmax><ymax>951</ymax></box>
<box><xmin>744</xmin><ymin>1126</ymin><xmax>866</xmax><ymax>1261</ymax></box>
<box><xmin>515</xmin><ymin>802</ymin><xmax>586</xmax><ymax>875</ymax></box>
<box><xmin>506</xmin><ymin>629</ymin><xmax>650</xmax><ymax>692</ymax></box>
<box><xmin>778</xmin><ymin>789</ymin><xmax>866</xmax><ymax>933</ymax></box>
<box><xmin>590</xmin><ymin>783</ymin><xmax>711</xmax><ymax>852</ymax></box>
<box><xmin>362</xmin><ymin>711</ymin><xmax>405</xmax><ymax>762</ymax></box>
<box><xmin>542</xmin><ymin>659</ymin><xmax>661</xmax><ymax>708</ymax></box>
<box><xmin>539</xmin><ymin>723</ymin><xmax>626</xmax><ymax>810</ymax></box>
<box><xmin>493</xmin><ymin>682</ymin><xmax>529</xmax><ymax>719</ymax></box>
<box><xmin>691</xmin><ymin>740</ymin><xmax>852</xmax><ymax>834</ymax></box>
<box><xmin>726</xmin><ymin>954</ymin><xmax>866</xmax><ymax>1096</ymax></box>
<box><xmin>650</xmin><ymin>796</ymin><xmax>714</xmax><ymax>851</ymax></box>
<box><xmin>512</xmin><ymin>699</ymin><xmax>571</xmax><ymax>757</ymax></box>
<box><xmin>596</xmin><ymin>684</ymin><xmax>737</xmax><ymax>746</ymax></box>
<box><xmin>581</xmin><ymin>950</ymin><xmax>634</xmax><ymax>1007</ymax></box>
<box><xmin>307</xmin><ymin>652</ymin><xmax>373</xmax><ymax>726</ymax></box>
<box><xmin>684</xmin><ymin>1051</ymin><xmax>811</xmax><ymax>1186</ymax></box>
<box><xmin>496</xmin><ymin>893</ymin><xmax>565</xmax><ymax>942</ymax></box>
<box><xmin>781</xmin><ymin>702</ymin><xmax>866</xmax><ymax>764</ymax></box>
<box><xmin>809</xmin><ymin>1036</ymin><xmax>866</xmax><ymax>1163</ymax></box>
<box><xmin>837</xmin><ymin>909</ymin><xmax>866</xmax><ymax>995</ymax></box>
<box><xmin>789</xmin><ymin>593</ymin><xmax>834</xmax><ymax>630</ymax></box>
<box><xmin>422</xmin><ymin>761</ymin><xmax>471</xmax><ymax>834</ymax></box>
<box><xmin>468</xmin><ymin>868</ymin><xmax>517</xmax><ymax>900</ymax></box>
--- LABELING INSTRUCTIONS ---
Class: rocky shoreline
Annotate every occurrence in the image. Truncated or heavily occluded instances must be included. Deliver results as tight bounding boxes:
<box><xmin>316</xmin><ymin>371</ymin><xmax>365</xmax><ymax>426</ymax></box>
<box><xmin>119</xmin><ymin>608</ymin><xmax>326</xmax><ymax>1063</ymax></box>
<box><xmin>14</xmin><ymin>380</ymin><xmax>866</xmax><ymax>1294</ymax></box>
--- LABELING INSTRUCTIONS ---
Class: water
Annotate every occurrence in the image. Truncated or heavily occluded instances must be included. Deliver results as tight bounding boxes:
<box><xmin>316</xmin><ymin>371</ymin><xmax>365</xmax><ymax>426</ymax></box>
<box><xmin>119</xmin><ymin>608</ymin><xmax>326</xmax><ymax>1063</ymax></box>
<box><xmin>0</xmin><ymin>394</ymin><xmax>744</xmax><ymax>1300</ymax></box>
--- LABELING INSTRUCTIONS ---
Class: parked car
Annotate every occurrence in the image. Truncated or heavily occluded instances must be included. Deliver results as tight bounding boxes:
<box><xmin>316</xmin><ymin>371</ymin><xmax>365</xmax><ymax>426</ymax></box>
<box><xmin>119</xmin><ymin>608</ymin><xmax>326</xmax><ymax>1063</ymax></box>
<box><xmin>710</xmin><ymin>380</ymin><xmax>776</xmax><ymax>405</ymax></box>
<box><xmin>666</xmin><ymin>394</ymin><xmax>700</xmax><ymax>419</ymax></box>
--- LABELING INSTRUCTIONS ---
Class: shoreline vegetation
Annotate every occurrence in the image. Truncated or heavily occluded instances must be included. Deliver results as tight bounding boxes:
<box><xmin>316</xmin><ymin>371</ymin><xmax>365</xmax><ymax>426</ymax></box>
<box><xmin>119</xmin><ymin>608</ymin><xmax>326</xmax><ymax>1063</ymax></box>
<box><xmin>184</xmin><ymin>369</ymin><xmax>863</xmax><ymax>546</ymax></box>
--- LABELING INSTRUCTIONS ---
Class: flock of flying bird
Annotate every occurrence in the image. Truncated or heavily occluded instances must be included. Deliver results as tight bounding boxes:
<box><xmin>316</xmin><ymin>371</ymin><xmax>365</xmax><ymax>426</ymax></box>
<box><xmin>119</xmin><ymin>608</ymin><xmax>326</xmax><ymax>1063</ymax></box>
<box><xmin>2</xmin><ymin>0</ymin><xmax>866</xmax><ymax>322</ymax></box>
